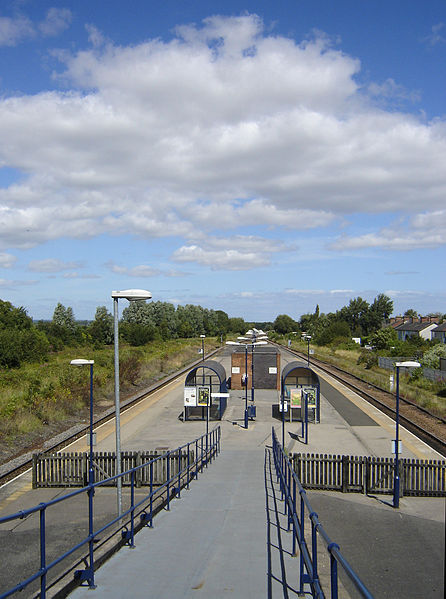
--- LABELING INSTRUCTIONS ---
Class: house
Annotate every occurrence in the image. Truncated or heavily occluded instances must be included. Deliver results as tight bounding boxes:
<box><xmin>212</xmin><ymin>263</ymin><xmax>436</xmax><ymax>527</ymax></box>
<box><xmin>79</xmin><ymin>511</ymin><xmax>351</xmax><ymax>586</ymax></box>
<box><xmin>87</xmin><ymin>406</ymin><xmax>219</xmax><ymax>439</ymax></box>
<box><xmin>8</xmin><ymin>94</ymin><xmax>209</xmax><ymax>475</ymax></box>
<box><xmin>432</xmin><ymin>323</ymin><xmax>446</xmax><ymax>344</ymax></box>
<box><xmin>394</xmin><ymin>320</ymin><xmax>438</xmax><ymax>342</ymax></box>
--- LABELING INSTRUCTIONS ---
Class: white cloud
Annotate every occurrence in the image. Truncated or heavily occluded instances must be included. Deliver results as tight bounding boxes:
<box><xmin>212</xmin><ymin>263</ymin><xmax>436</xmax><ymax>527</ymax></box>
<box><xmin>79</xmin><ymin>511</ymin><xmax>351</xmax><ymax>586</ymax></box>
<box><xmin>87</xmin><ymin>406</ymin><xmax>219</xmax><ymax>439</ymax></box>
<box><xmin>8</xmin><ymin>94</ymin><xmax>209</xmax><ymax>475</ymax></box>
<box><xmin>0</xmin><ymin>252</ymin><xmax>17</xmax><ymax>268</ymax></box>
<box><xmin>108</xmin><ymin>263</ymin><xmax>161</xmax><ymax>277</ymax></box>
<box><xmin>331</xmin><ymin>209</ymin><xmax>446</xmax><ymax>251</ymax></box>
<box><xmin>172</xmin><ymin>234</ymin><xmax>288</xmax><ymax>270</ymax></box>
<box><xmin>38</xmin><ymin>8</ymin><xmax>72</xmax><ymax>37</ymax></box>
<box><xmin>0</xmin><ymin>8</ymin><xmax>71</xmax><ymax>46</ymax></box>
<box><xmin>0</xmin><ymin>14</ymin><xmax>445</xmax><ymax>261</ymax></box>
<box><xmin>28</xmin><ymin>258</ymin><xmax>83</xmax><ymax>273</ymax></box>
<box><xmin>0</xmin><ymin>15</ymin><xmax>34</xmax><ymax>46</ymax></box>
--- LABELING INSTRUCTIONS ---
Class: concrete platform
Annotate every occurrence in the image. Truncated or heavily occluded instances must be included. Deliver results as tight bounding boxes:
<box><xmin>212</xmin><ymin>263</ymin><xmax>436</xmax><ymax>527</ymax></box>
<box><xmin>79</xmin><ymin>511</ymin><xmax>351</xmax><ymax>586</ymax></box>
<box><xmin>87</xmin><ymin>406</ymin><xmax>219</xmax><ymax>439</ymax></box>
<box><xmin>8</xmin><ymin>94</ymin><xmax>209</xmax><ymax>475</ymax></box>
<box><xmin>1</xmin><ymin>348</ymin><xmax>445</xmax><ymax>598</ymax></box>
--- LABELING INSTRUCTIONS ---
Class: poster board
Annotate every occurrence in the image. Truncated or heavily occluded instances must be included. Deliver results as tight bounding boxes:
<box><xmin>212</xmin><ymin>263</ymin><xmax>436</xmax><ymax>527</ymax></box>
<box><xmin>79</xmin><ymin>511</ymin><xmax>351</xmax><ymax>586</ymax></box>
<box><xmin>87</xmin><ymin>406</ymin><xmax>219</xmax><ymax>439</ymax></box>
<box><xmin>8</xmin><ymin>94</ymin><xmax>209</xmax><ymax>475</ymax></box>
<box><xmin>290</xmin><ymin>388</ymin><xmax>302</xmax><ymax>408</ymax></box>
<box><xmin>303</xmin><ymin>386</ymin><xmax>317</xmax><ymax>408</ymax></box>
<box><xmin>184</xmin><ymin>386</ymin><xmax>197</xmax><ymax>407</ymax></box>
<box><xmin>197</xmin><ymin>385</ymin><xmax>211</xmax><ymax>406</ymax></box>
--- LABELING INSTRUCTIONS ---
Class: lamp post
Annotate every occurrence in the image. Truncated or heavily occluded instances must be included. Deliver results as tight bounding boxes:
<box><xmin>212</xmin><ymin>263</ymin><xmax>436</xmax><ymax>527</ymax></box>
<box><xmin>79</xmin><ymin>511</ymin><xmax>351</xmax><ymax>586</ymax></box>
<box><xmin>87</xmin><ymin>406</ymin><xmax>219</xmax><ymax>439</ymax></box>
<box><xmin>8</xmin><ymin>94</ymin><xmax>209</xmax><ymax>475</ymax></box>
<box><xmin>70</xmin><ymin>358</ymin><xmax>96</xmax><ymax>589</ymax></box>
<box><xmin>112</xmin><ymin>289</ymin><xmax>152</xmax><ymax>517</ymax></box>
<box><xmin>226</xmin><ymin>340</ymin><xmax>267</xmax><ymax>429</ymax></box>
<box><xmin>70</xmin><ymin>359</ymin><xmax>95</xmax><ymax>485</ymax></box>
<box><xmin>393</xmin><ymin>361</ymin><xmax>420</xmax><ymax>508</ymax></box>
<box><xmin>305</xmin><ymin>335</ymin><xmax>312</xmax><ymax>366</ymax></box>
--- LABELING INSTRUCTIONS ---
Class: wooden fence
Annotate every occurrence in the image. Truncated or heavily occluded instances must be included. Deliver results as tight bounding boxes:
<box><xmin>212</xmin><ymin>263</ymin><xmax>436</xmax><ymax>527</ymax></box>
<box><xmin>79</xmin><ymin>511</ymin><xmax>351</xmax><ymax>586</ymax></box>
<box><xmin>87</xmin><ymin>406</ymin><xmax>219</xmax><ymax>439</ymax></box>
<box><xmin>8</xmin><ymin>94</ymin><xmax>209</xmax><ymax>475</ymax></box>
<box><xmin>291</xmin><ymin>453</ymin><xmax>446</xmax><ymax>497</ymax></box>
<box><xmin>32</xmin><ymin>449</ymin><xmax>195</xmax><ymax>489</ymax></box>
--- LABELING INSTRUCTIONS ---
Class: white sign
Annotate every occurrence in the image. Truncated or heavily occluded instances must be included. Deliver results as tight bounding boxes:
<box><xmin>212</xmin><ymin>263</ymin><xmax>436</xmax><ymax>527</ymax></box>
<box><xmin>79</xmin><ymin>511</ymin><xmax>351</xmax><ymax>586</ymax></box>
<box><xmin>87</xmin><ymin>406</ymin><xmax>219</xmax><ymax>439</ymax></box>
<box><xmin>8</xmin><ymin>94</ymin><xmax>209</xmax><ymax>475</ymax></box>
<box><xmin>269</xmin><ymin>367</ymin><xmax>277</xmax><ymax>374</ymax></box>
<box><xmin>211</xmin><ymin>393</ymin><xmax>230</xmax><ymax>398</ymax></box>
<box><xmin>184</xmin><ymin>387</ymin><xmax>197</xmax><ymax>407</ymax></box>
<box><xmin>232</xmin><ymin>366</ymin><xmax>240</xmax><ymax>374</ymax></box>
<box><xmin>391</xmin><ymin>440</ymin><xmax>402</xmax><ymax>455</ymax></box>
<box><xmin>279</xmin><ymin>401</ymin><xmax>288</xmax><ymax>412</ymax></box>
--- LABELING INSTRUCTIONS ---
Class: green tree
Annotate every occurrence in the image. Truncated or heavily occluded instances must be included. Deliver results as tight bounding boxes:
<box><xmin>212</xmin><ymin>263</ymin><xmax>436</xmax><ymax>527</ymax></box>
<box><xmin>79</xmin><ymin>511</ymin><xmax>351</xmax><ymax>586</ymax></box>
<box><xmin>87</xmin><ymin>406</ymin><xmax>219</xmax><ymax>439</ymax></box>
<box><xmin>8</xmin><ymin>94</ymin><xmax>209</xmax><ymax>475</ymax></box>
<box><xmin>0</xmin><ymin>299</ymin><xmax>33</xmax><ymax>330</ymax></box>
<box><xmin>404</xmin><ymin>308</ymin><xmax>419</xmax><ymax>319</ymax></box>
<box><xmin>368</xmin><ymin>326</ymin><xmax>398</xmax><ymax>350</ymax></box>
<box><xmin>314</xmin><ymin>321</ymin><xmax>351</xmax><ymax>346</ymax></box>
<box><xmin>273</xmin><ymin>314</ymin><xmax>298</xmax><ymax>335</ymax></box>
<box><xmin>420</xmin><ymin>345</ymin><xmax>446</xmax><ymax>369</ymax></box>
<box><xmin>89</xmin><ymin>306</ymin><xmax>114</xmax><ymax>345</ymax></box>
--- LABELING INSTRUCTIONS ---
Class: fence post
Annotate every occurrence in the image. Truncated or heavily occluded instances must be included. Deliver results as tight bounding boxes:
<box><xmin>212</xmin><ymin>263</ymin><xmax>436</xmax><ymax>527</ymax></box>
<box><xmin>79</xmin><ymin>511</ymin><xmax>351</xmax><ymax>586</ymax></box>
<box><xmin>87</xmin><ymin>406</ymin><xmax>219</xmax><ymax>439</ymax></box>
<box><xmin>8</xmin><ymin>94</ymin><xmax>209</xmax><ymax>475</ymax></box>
<box><xmin>32</xmin><ymin>454</ymin><xmax>38</xmax><ymax>489</ymax></box>
<box><xmin>342</xmin><ymin>455</ymin><xmax>349</xmax><ymax>493</ymax></box>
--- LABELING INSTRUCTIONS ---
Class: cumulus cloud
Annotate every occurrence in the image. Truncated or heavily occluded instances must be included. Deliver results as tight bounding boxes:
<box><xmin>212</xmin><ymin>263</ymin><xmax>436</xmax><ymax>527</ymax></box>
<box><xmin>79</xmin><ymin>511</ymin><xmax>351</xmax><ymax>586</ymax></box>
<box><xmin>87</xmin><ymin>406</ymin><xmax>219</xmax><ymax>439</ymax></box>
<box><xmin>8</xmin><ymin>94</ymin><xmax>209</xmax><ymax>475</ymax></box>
<box><xmin>0</xmin><ymin>252</ymin><xmax>17</xmax><ymax>268</ymax></box>
<box><xmin>172</xmin><ymin>234</ymin><xmax>288</xmax><ymax>270</ymax></box>
<box><xmin>0</xmin><ymin>13</ymin><xmax>445</xmax><ymax>264</ymax></box>
<box><xmin>108</xmin><ymin>263</ymin><xmax>161</xmax><ymax>277</ymax></box>
<box><xmin>0</xmin><ymin>8</ymin><xmax>71</xmax><ymax>46</ymax></box>
<box><xmin>331</xmin><ymin>209</ymin><xmax>446</xmax><ymax>251</ymax></box>
<box><xmin>28</xmin><ymin>258</ymin><xmax>83</xmax><ymax>272</ymax></box>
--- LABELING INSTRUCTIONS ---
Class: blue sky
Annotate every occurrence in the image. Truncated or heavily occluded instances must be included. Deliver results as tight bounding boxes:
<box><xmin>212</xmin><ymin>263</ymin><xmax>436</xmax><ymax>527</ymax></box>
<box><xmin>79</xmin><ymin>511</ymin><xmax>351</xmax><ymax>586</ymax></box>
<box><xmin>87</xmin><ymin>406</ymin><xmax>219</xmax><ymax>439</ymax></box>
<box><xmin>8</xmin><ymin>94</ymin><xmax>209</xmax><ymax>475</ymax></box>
<box><xmin>0</xmin><ymin>0</ymin><xmax>445</xmax><ymax>321</ymax></box>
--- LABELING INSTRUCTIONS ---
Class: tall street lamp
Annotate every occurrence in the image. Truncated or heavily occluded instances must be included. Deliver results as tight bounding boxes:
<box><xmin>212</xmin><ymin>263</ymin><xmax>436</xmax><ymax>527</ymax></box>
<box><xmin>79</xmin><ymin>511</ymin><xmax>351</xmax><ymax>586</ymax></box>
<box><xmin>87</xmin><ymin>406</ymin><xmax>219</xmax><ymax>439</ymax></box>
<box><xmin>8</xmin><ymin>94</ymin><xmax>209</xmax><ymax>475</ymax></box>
<box><xmin>393</xmin><ymin>360</ymin><xmax>420</xmax><ymax>508</ymax></box>
<box><xmin>112</xmin><ymin>289</ymin><xmax>152</xmax><ymax>517</ymax></box>
<box><xmin>226</xmin><ymin>340</ymin><xmax>267</xmax><ymax>429</ymax></box>
<box><xmin>70</xmin><ymin>359</ymin><xmax>95</xmax><ymax>485</ymax></box>
<box><xmin>304</xmin><ymin>335</ymin><xmax>312</xmax><ymax>366</ymax></box>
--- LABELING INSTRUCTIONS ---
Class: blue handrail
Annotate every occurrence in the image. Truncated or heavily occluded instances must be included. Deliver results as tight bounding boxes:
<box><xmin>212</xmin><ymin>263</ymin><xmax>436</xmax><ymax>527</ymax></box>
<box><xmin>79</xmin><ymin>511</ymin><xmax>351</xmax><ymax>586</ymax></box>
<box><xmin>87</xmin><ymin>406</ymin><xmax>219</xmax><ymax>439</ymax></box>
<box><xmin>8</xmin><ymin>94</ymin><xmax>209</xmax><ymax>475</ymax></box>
<box><xmin>0</xmin><ymin>425</ymin><xmax>221</xmax><ymax>599</ymax></box>
<box><xmin>271</xmin><ymin>427</ymin><xmax>374</xmax><ymax>599</ymax></box>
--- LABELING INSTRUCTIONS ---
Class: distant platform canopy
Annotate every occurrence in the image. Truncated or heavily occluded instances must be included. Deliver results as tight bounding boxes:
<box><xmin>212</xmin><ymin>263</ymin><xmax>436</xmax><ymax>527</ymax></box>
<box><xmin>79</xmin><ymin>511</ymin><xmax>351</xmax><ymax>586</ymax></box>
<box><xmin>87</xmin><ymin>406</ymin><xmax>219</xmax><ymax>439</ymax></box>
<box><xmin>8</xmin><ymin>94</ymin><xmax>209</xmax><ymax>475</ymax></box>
<box><xmin>281</xmin><ymin>361</ymin><xmax>320</xmax><ymax>388</ymax></box>
<box><xmin>185</xmin><ymin>360</ymin><xmax>227</xmax><ymax>392</ymax></box>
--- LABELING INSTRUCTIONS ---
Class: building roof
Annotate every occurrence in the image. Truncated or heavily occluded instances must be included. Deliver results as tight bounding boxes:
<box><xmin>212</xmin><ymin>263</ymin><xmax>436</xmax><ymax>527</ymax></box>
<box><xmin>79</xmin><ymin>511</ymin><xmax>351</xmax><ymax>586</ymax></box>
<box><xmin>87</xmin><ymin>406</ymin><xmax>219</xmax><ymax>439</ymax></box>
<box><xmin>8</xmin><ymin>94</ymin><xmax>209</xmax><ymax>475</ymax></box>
<box><xmin>433</xmin><ymin>323</ymin><xmax>446</xmax><ymax>332</ymax></box>
<box><xmin>393</xmin><ymin>322</ymin><xmax>436</xmax><ymax>332</ymax></box>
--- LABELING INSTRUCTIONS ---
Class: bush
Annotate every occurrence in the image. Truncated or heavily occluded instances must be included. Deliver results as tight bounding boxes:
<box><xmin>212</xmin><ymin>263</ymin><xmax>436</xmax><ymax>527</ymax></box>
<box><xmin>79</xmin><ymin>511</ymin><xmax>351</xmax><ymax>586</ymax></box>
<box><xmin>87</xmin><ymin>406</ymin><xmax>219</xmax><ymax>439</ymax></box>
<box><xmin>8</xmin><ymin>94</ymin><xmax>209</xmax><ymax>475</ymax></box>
<box><xmin>0</xmin><ymin>328</ymin><xmax>50</xmax><ymax>368</ymax></box>
<box><xmin>357</xmin><ymin>350</ymin><xmax>378</xmax><ymax>369</ymax></box>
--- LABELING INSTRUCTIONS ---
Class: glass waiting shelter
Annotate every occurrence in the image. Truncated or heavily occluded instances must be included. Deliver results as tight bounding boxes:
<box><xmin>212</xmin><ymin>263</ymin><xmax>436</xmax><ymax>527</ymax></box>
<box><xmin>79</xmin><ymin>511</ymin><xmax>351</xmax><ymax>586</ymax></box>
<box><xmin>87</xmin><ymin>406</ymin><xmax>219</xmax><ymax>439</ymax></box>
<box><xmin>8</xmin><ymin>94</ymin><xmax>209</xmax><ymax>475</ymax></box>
<box><xmin>280</xmin><ymin>361</ymin><xmax>321</xmax><ymax>422</ymax></box>
<box><xmin>183</xmin><ymin>360</ymin><xmax>228</xmax><ymax>421</ymax></box>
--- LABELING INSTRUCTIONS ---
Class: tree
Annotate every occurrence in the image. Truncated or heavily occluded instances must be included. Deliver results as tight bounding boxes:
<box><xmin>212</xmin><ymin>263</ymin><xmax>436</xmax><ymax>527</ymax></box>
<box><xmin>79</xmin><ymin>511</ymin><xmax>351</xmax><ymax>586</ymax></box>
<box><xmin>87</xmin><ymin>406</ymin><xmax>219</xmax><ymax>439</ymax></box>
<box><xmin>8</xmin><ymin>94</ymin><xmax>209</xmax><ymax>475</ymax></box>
<box><xmin>420</xmin><ymin>345</ymin><xmax>446</xmax><ymax>369</ymax></box>
<box><xmin>368</xmin><ymin>327</ymin><xmax>398</xmax><ymax>350</ymax></box>
<box><xmin>0</xmin><ymin>299</ymin><xmax>33</xmax><ymax>330</ymax></box>
<box><xmin>404</xmin><ymin>308</ymin><xmax>419</xmax><ymax>319</ymax></box>
<box><xmin>89</xmin><ymin>306</ymin><xmax>114</xmax><ymax>345</ymax></box>
<box><xmin>273</xmin><ymin>314</ymin><xmax>298</xmax><ymax>335</ymax></box>
<box><xmin>228</xmin><ymin>317</ymin><xmax>247</xmax><ymax>335</ymax></box>
<box><xmin>314</xmin><ymin>321</ymin><xmax>351</xmax><ymax>346</ymax></box>
<box><xmin>52</xmin><ymin>303</ymin><xmax>76</xmax><ymax>332</ymax></box>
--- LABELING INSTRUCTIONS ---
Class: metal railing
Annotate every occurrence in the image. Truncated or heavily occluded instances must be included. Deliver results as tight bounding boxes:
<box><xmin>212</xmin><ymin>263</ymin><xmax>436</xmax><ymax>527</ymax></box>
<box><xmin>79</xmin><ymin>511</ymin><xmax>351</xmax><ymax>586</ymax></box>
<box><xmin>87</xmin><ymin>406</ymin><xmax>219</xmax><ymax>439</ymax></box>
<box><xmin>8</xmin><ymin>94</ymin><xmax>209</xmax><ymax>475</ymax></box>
<box><xmin>271</xmin><ymin>427</ymin><xmax>374</xmax><ymax>598</ymax></box>
<box><xmin>0</xmin><ymin>425</ymin><xmax>221</xmax><ymax>599</ymax></box>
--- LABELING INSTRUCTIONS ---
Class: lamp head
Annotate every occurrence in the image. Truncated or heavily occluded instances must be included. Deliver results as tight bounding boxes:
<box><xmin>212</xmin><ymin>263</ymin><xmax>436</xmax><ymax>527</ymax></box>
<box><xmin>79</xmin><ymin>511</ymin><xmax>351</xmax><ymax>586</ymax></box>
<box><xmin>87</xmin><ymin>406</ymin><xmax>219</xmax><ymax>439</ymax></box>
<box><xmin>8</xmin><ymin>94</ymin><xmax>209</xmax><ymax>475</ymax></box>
<box><xmin>111</xmin><ymin>289</ymin><xmax>152</xmax><ymax>301</ymax></box>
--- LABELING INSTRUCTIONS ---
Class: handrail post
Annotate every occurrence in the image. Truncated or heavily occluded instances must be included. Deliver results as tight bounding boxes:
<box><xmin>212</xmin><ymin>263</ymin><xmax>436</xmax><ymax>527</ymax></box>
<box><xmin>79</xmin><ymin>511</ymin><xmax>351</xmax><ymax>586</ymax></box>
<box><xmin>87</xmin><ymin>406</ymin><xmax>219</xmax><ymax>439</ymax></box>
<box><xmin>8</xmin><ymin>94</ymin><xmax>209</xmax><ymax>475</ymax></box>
<box><xmin>187</xmin><ymin>443</ymin><xmax>191</xmax><ymax>489</ymax></box>
<box><xmin>87</xmin><ymin>477</ymin><xmax>96</xmax><ymax>588</ymax></box>
<box><xmin>166</xmin><ymin>451</ymin><xmax>171</xmax><ymax>510</ymax></box>
<box><xmin>129</xmin><ymin>470</ymin><xmax>135</xmax><ymax>547</ymax></box>
<box><xmin>310</xmin><ymin>513</ymin><xmax>320</xmax><ymax>588</ymax></box>
<box><xmin>40</xmin><ymin>504</ymin><xmax>47</xmax><ymax>599</ymax></box>
<box><xmin>149</xmin><ymin>460</ymin><xmax>153</xmax><ymax>527</ymax></box>
<box><xmin>177</xmin><ymin>448</ymin><xmax>181</xmax><ymax>498</ymax></box>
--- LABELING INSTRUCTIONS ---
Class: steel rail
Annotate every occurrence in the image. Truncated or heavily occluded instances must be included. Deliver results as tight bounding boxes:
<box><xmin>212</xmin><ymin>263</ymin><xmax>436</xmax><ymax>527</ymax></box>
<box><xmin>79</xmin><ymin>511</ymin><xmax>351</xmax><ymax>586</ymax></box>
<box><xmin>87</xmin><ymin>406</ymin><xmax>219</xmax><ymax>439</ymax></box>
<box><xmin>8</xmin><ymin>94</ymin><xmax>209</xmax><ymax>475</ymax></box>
<box><xmin>0</xmin><ymin>348</ymin><xmax>221</xmax><ymax>486</ymax></box>
<box><xmin>275</xmin><ymin>342</ymin><xmax>446</xmax><ymax>457</ymax></box>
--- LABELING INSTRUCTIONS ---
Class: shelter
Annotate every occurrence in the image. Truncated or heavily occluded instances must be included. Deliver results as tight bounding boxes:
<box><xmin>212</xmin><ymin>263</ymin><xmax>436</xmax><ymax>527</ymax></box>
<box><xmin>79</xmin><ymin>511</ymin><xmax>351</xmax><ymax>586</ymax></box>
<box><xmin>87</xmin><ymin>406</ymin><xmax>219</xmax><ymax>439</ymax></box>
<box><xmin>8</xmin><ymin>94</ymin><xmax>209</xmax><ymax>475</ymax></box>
<box><xmin>183</xmin><ymin>360</ymin><xmax>228</xmax><ymax>421</ymax></box>
<box><xmin>275</xmin><ymin>361</ymin><xmax>321</xmax><ymax>422</ymax></box>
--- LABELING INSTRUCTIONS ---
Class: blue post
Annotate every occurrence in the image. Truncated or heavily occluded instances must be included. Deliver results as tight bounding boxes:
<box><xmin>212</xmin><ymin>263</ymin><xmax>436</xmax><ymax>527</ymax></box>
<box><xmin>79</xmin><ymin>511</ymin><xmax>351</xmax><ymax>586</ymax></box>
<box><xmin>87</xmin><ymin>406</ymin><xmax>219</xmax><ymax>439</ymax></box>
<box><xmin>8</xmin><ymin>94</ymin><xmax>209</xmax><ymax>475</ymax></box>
<box><xmin>304</xmin><ymin>393</ymin><xmax>308</xmax><ymax>446</ymax></box>
<box><xmin>40</xmin><ymin>505</ymin><xmax>46</xmax><ymax>599</ymax></box>
<box><xmin>244</xmin><ymin>345</ymin><xmax>249</xmax><ymax>429</ymax></box>
<box><xmin>149</xmin><ymin>460</ymin><xmax>153</xmax><ymax>527</ymax></box>
<box><xmin>394</xmin><ymin>365</ymin><xmax>400</xmax><ymax>508</ymax></box>
<box><xmin>166</xmin><ymin>451</ymin><xmax>171</xmax><ymax>510</ymax></box>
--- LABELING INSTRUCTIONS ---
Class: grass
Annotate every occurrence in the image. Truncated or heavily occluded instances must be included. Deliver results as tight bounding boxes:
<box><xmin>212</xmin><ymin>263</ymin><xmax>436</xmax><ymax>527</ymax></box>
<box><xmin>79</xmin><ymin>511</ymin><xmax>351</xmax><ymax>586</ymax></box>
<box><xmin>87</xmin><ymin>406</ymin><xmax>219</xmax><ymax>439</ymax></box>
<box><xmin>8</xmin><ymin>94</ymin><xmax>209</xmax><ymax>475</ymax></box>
<box><xmin>287</xmin><ymin>339</ymin><xmax>446</xmax><ymax>419</ymax></box>
<box><xmin>0</xmin><ymin>337</ymin><xmax>220</xmax><ymax>450</ymax></box>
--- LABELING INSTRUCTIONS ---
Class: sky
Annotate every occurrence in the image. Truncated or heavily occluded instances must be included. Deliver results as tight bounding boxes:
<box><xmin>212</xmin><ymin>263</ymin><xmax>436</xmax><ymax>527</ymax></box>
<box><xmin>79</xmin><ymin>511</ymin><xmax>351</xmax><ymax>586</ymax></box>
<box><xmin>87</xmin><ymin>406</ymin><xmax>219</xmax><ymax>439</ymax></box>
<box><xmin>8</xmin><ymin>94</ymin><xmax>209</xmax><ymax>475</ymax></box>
<box><xmin>0</xmin><ymin>0</ymin><xmax>445</xmax><ymax>322</ymax></box>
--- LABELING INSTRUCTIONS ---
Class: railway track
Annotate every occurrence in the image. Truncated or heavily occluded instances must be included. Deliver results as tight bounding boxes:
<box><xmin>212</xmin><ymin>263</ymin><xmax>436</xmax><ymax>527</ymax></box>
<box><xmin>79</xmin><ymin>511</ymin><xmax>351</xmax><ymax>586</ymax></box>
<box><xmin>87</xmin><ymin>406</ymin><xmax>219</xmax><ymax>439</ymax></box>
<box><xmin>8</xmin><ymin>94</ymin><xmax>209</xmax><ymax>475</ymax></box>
<box><xmin>282</xmin><ymin>344</ymin><xmax>446</xmax><ymax>458</ymax></box>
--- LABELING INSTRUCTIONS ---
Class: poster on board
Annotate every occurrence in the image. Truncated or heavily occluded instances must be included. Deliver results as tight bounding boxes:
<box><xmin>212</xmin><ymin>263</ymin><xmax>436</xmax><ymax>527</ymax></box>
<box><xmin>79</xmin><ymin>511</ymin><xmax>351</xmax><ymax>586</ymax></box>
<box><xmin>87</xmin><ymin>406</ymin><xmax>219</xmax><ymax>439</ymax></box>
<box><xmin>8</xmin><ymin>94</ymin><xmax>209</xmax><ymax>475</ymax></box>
<box><xmin>290</xmin><ymin>388</ymin><xmax>302</xmax><ymax>408</ymax></box>
<box><xmin>184</xmin><ymin>387</ymin><xmax>197</xmax><ymax>407</ymax></box>
<box><xmin>197</xmin><ymin>386</ymin><xmax>211</xmax><ymax>406</ymax></box>
<box><xmin>303</xmin><ymin>387</ymin><xmax>317</xmax><ymax>408</ymax></box>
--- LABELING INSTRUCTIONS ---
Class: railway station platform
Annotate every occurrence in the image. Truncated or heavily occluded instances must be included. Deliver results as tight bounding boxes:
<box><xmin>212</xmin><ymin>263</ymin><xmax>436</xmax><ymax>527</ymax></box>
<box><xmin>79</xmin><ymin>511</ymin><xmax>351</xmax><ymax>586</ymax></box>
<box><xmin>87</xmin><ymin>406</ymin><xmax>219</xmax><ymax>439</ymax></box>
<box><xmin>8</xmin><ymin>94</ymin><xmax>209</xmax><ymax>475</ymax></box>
<box><xmin>66</xmin><ymin>365</ymin><xmax>444</xmax><ymax>599</ymax></box>
<box><xmin>0</xmin><ymin>348</ymin><xmax>444</xmax><ymax>598</ymax></box>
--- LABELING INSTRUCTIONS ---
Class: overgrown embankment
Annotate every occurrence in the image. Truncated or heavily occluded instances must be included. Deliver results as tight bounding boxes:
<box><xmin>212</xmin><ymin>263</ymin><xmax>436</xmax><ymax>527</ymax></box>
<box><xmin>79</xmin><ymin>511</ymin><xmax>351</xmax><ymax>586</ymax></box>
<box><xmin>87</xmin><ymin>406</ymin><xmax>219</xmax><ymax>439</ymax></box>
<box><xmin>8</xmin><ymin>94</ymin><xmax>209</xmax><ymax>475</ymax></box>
<box><xmin>0</xmin><ymin>337</ymin><xmax>219</xmax><ymax>464</ymax></box>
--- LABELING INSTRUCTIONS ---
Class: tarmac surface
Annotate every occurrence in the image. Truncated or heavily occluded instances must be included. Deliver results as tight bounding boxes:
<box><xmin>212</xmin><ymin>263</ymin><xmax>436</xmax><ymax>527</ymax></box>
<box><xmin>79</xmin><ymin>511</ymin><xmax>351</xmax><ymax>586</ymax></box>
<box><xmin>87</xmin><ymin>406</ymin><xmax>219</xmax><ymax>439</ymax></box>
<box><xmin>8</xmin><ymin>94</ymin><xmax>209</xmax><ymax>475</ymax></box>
<box><xmin>1</xmin><ymin>346</ymin><xmax>445</xmax><ymax>598</ymax></box>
